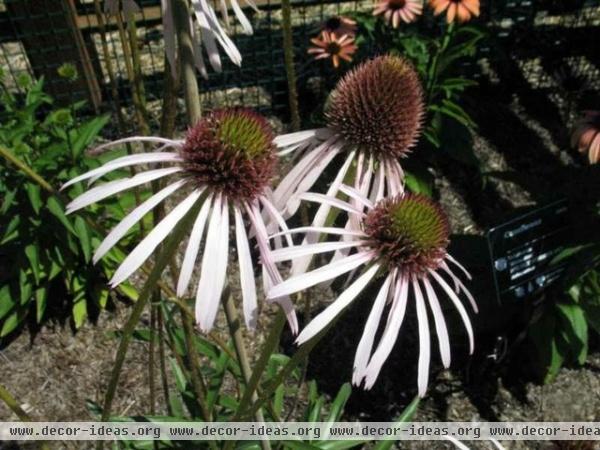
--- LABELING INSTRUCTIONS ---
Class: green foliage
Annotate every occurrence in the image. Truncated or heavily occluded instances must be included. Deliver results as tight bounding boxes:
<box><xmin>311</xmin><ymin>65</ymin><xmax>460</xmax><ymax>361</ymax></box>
<box><xmin>0</xmin><ymin>76</ymin><xmax>126</xmax><ymax>335</ymax></box>
<box><xmin>528</xmin><ymin>243</ymin><xmax>600</xmax><ymax>383</ymax></box>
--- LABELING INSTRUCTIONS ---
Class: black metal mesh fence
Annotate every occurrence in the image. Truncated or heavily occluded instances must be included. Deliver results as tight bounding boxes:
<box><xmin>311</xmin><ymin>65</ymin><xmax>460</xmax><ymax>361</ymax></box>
<box><xmin>0</xmin><ymin>0</ymin><xmax>598</xmax><ymax>121</ymax></box>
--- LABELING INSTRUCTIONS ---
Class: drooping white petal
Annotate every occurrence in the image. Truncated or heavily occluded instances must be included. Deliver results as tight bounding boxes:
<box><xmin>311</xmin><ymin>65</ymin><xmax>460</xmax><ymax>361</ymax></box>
<box><xmin>194</xmin><ymin>7</ymin><xmax>222</xmax><ymax>72</ymax></box>
<box><xmin>91</xmin><ymin>136</ymin><xmax>182</xmax><ymax>155</ymax></box>
<box><xmin>429</xmin><ymin>269</ymin><xmax>475</xmax><ymax>354</ymax></box>
<box><xmin>371</xmin><ymin>162</ymin><xmax>386</xmax><ymax>203</ymax></box>
<box><xmin>94</xmin><ymin>179</ymin><xmax>186</xmax><ymax>264</ymax></box>
<box><xmin>259</xmin><ymin>197</ymin><xmax>293</xmax><ymax>247</ymax></box>
<box><xmin>245</xmin><ymin>202</ymin><xmax>298</xmax><ymax>334</ymax></box>
<box><xmin>234</xmin><ymin>206</ymin><xmax>258</xmax><ymax>329</ymax></box>
<box><xmin>490</xmin><ymin>439</ymin><xmax>506</xmax><ymax>450</ymax></box>
<box><xmin>423</xmin><ymin>277</ymin><xmax>451</xmax><ymax>368</ymax></box>
<box><xmin>413</xmin><ymin>277</ymin><xmax>431</xmax><ymax>397</ymax></box>
<box><xmin>274</xmin><ymin>129</ymin><xmax>322</xmax><ymax>148</ymax></box>
<box><xmin>268</xmin><ymin>251</ymin><xmax>376</xmax><ymax>300</ymax></box>
<box><xmin>444</xmin><ymin>436</ymin><xmax>470</xmax><ymax>450</ymax></box>
<box><xmin>110</xmin><ymin>189</ymin><xmax>203</xmax><ymax>287</ymax></box>
<box><xmin>196</xmin><ymin>195</ymin><xmax>230</xmax><ymax>332</ymax></box>
<box><xmin>290</xmin><ymin>150</ymin><xmax>355</xmax><ymax>276</ymax></box>
<box><xmin>352</xmin><ymin>273</ymin><xmax>393</xmax><ymax>385</ymax></box>
<box><xmin>298</xmin><ymin>192</ymin><xmax>365</xmax><ymax>217</ymax></box>
<box><xmin>189</xmin><ymin>14</ymin><xmax>209</xmax><ymax>79</ymax></box>
<box><xmin>230</xmin><ymin>0</ymin><xmax>253</xmax><ymax>34</ymax></box>
<box><xmin>161</xmin><ymin>0</ymin><xmax>177</xmax><ymax>78</ymax></box>
<box><xmin>66</xmin><ymin>167</ymin><xmax>182</xmax><ymax>214</ymax></box>
<box><xmin>196</xmin><ymin>0</ymin><xmax>242</xmax><ymax>66</ymax></box>
<box><xmin>61</xmin><ymin>152</ymin><xmax>181</xmax><ymax>190</ymax></box>
<box><xmin>446</xmin><ymin>254</ymin><xmax>472</xmax><ymax>280</ymax></box>
<box><xmin>176</xmin><ymin>194</ymin><xmax>213</xmax><ymax>297</ymax></box>
<box><xmin>441</xmin><ymin>261</ymin><xmax>478</xmax><ymax>313</ymax></box>
<box><xmin>271</xmin><ymin>241</ymin><xmax>364</xmax><ymax>262</ymax></box>
<box><xmin>340</xmin><ymin>183</ymin><xmax>374</xmax><ymax>210</ymax></box>
<box><xmin>295</xmin><ymin>264</ymin><xmax>380</xmax><ymax>345</ymax></box>
<box><xmin>270</xmin><ymin>226</ymin><xmax>366</xmax><ymax>240</ymax></box>
<box><xmin>363</xmin><ymin>273</ymin><xmax>409</xmax><ymax>388</ymax></box>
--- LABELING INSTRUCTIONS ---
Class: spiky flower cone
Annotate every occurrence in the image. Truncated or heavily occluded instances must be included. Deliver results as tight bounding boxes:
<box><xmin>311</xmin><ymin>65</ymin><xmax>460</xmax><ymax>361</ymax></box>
<box><xmin>325</xmin><ymin>55</ymin><xmax>424</xmax><ymax>159</ymax></box>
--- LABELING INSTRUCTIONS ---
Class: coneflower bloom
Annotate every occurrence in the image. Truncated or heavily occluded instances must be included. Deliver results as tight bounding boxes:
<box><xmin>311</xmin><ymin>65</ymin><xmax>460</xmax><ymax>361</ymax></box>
<box><xmin>161</xmin><ymin>0</ymin><xmax>243</xmax><ymax>80</ymax></box>
<box><xmin>105</xmin><ymin>0</ymin><xmax>141</xmax><ymax>16</ymax></box>
<box><xmin>308</xmin><ymin>31</ymin><xmax>357</xmax><ymax>68</ymax></box>
<box><xmin>571</xmin><ymin>111</ymin><xmax>600</xmax><ymax>165</ymax></box>
<box><xmin>429</xmin><ymin>0</ymin><xmax>480</xmax><ymax>23</ymax></box>
<box><xmin>273</xmin><ymin>55</ymin><xmax>424</xmax><ymax>276</ymax></box>
<box><xmin>321</xmin><ymin>15</ymin><xmax>357</xmax><ymax>37</ymax></box>
<box><xmin>373</xmin><ymin>0</ymin><xmax>423</xmax><ymax>27</ymax></box>
<box><xmin>267</xmin><ymin>190</ymin><xmax>477</xmax><ymax>395</ymax></box>
<box><xmin>61</xmin><ymin>109</ymin><xmax>298</xmax><ymax>334</ymax></box>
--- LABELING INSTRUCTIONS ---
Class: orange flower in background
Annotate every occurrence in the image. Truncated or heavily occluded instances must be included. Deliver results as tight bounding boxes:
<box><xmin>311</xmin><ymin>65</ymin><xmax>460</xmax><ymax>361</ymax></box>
<box><xmin>308</xmin><ymin>31</ymin><xmax>357</xmax><ymax>68</ymax></box>
<box><xmin>322</xmin><ymin>15</ymin><xmax>358</xmax><ymax>37</ymax></box>
<box><xmin>430</xmin><ymin>0</ymin><xmax>480</xmax><ymax>23</ymax></box>
<box><xmin>373</xmin><ymin>0</ymin><xmax>423</xmax><ymax>28</ymax></box>
<box><xmin>572</xmin><ymin>111</ymin><xmax>600</xmax><ymax>165</ymax></box>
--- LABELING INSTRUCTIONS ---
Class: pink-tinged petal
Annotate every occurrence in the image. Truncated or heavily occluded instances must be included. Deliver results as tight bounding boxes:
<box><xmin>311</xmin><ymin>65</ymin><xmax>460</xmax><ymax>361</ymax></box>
<box><xmin>194</xmin><ymin>8</ymin><xmax>223</xmax><ymax>72</ymax></box>
<box><xmin>235</xmin><ymin>206</ymin><xmax>258</xmax><ymax>329</ymax></box>
<box><xmin>268</xmin><ymin>251</ymin><xmax>376</xmax><ymax>299</ymax></box>
<box><xmin>423</xmin><ymin>277</ymin><xmax>451</xmax><ymax>368</ymax></box>
<box><xmin>296</xmin><ymin>264</ymin><xmax>380</xmax><ymax>345</ymax></box>
<box><xmin>340</xmin><ymin>183</ymin><xmax>374</xmax><ymax>210</ymax></box>
<box><xmin>363</xmin><ymin>273</ymin><xmax>409</xmax><ymax>388</ymax></box>
<box><xmin>274</xmin><ymin>128</ymin><xmax>324</xmax><ymax>148</ymax></box>
<box><xmin>198</xmin><ymin>0</ymin><xmax>242</xmax><ymax>66</ymax></box>
<box><xmin>290</xmin><ymin>150</ymin><xmax>356</xmax><ymax>276</ymax></box>
<box><xmin>273</xmin><ymin>136</ymin><xmax>338</xmax><ymax>215</ymax></box>
<box><xmin>368</xmin><ymin>163</ymin><xmax>386</xmax><ymax>204</ymax></box>
<box><xmin>259</xmin><ymin>197</ymin><xmax>293</xmax><ymax>247</ymax></box>
<box><xmin>94</xmin><ymin>179</ymin><xmax>187</xmax><ymax>264</ymax></box>
<box><xmin>462</xmin><ymin>0</ymin><xmax>480</xmax><ymax>16</ymax></box>
<box><xmin>589</xmin><ymin>133</ymin><xmax>600</xmax><ymax>164</ymax></box>
<box><xmin>413</xmin><ymin>277</ymin><xmax>431</xmax><ymax>397</ymax></box>
<box><xmin>110</xmin><ymin>189</ymin><xmax>203</xmax><ymax>287</ymax></box>
<box><xmin>62</xmin><ymin>152</ymin><xmax>181</xmax><ymax>190</ymax></box>
<box><xmin>270</xmin><ymin>226</ymin><xmax>366</xmax><ymax>240</ymax></box>
<box><xmin>353</xmin><ymin>272</ymin><xmax>393</xmax><ymax>384</ymax></box>
<box><xmin>428</xmin><ymin>269</ymin><xmax>474</xmax><ymax>354</ymax></box>
<box><xmin>392</xmin><ymin>10</ymin><xmax>400</xmax><ymax>27</ymax></box>
<box><xmin>456</xmin><ymin>3</ymin><xmax>471</xmax><ymax>22</ymax></box>
<box><xmin>246</xmin><ymin>203</ymin><xmax>298</xmax><ymax>334</ymax></box>
<box><xmin>176</xmin><ymin>194</ymin><xmax>214</xmax><ymax>297</ymax></box>
<box><xmin>446</xmin><ymin>254</ymin><xmax>472</xmax><ymax>280</ymax></box>
<box><xmin>298</xmin><ymin>192</ymin><xmax>365</xmax><ymax>217</ymax></box>
<box><xmin>196</xmin><ymin>195</ymin><xmax>230</xmax><ymax>332</ymax></box>
<box><xmin>66</xmin><ymin>167</ymin><xmax>182</xmax><ymax>214</ymax></box>
<box><xmin>440</xmin><ymin>261</ymin><xmax>478</xmax><ymax>312</ymax></box>
<box><xmin>271</xmin><ymin>240</ymin><xmax>364</xmax><ymax>262</ymax></box>
<box><xmin>446</xmin><ymin>3</ymin><xmax>457</xmax><ymax>22</ymax></box>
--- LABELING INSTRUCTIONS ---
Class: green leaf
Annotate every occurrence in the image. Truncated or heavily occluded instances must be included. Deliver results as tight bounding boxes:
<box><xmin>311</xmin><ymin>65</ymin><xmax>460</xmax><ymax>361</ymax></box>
<box><xmin>404</xmin><ymin>170</ymin><xmax>433</xmax><ymax>197</ymax></box>
<box><xmin>72</xmin><ymin>296</ymin><xmax>87</xmax><ymax>329</ymax></box>
<box><xmin>372</xmin><ymin>396</ymin><xmax>420</xmax><ymax>450</ymax></box>
<box><xmin>1</xmin><ymin>309</ymin><xmax>23</xmax><ymax>337</ymax></box>
<box><xmin>70</xmin><ymin>115</ymin><xmax>110</xmax><ymax>158</ymax></box>
<box><xmin>556</xmin><ymin>303</ymin><xmax>588</xmax><ymax>365</ymax></box>
<box><xmin>74</xmin><ymin>216</ymin><xmax>92</xmax><ymax>262</ymax></box>
<box><xmin>24</xmin><ymin>244</ymin><xmax>41</xmax><ymax>283</ymax></box>
<box><xmin>1</xmin><ymin>189</ymin><xmax>17</xmax><ymax>214</ymax></box>
<box><xmin>0</xmin><ymin>285</ymin><xmax>16</xmax><ymax>320</ymax></box>
<box><xmin>25</xmin><ymin>183</ymin><xmax>42</xmax><ymax>214</ymax></box>
<box><xmin>47</xmin><ymin>196</ymin><xmax>75</xmax><ymax>234</ymax></box>
<box><xmin>35</xmin><ymin>287</ymin><xmax>47</xmax><ymax>322</ymax></box>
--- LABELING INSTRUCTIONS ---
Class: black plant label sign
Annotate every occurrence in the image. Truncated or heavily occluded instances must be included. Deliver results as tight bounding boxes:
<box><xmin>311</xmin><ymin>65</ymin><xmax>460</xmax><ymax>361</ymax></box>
<box><xmin>486</xmin><ymin>199</ymin><xmax>571</xmax><ymax>305</ymax></box>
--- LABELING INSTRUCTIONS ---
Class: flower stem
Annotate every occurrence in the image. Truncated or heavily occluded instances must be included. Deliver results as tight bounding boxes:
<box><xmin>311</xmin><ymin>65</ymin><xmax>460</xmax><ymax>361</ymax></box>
<box><xmin>96</xmin><ymin>197</ymin><xmax>203</xmax><ymax>449</ymax></box>
<box><xmin>0</xmin><ymin>385</ymin><xmax>51</xmax><ymax>450</ymax></box>
<box><xmin>173</xmin><ymin>0</ymin><xmax>202</xmax><ymax>124</ymax></box>
<box><xmin>280</xmin><ymin>0</ymin><xmax>301</xmax><ymax>131</ymax></box>
<box><xmin>0</xmin><ymin>145</ymin><xmax>54</xmax><ymax>193</ymax></box>
<box><xmin>223</xmin><ymin>292</ymin><xmax>273</xmax><ymax>450</ymax></box>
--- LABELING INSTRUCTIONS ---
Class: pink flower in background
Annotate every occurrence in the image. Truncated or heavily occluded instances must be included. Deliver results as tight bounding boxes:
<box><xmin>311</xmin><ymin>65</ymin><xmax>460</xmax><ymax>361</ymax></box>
<box><xmin>572</xmin><ymin>110</ymin><xmax>600</xmax><ymax>165</ymax></box>
<box><xmin>321</xmin><ymin>15</ymin><xmax>358</xmax><ymax>37</ymax></box>
<box><xmin>267</xmin><ymin>190</ymin><xmax>477</xmax><ymax>395</ymax></box>
<box><xmin>373</xmin><ymin>0</ymin><xmax>423</xmax><ymax>27</ymax></box>
<box><xmin>429</xmin><ymin>0</ymin><xmax>480</xmax><ymax>23</ymax></box>
<box><xmin>273</xmin><ymin>55</ymin><xmax>424</xmax><ymax>276</ymax></box>
<box><xmin>62</xmin><ymin>109</ymin><xmax>298</xmax><ymax>334</ymax></box>
<box><xmin>308</xmin><ymin>31</ymin><xmax>357</xmax><ymax>68</ymax></box>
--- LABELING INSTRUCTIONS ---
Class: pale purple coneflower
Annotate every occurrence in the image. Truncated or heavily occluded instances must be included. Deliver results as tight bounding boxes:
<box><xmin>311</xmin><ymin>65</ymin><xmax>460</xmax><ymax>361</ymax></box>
<box><xmin>161</xmin><ymin>0</ymin><xmax>244</xmax><ymax>80</ymax></box>
<box><xmin>61</xmin><ymin>108</ymin><xmax>298</xmax><ymax>334</ymax></box>
<box><xmin>373</xmin><ymin>0</ymin><xmax>423</xmax><ymax>27</ymax></box>
<box><xmin>272</xmin><ymin>55</ymin><xmax>424</xmax><ymax>276</ymax></box>
<box><xmin>267</xmin><ymin>189</ymin><xmax>477</xmax><ymax>396</ymax></box>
